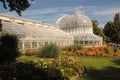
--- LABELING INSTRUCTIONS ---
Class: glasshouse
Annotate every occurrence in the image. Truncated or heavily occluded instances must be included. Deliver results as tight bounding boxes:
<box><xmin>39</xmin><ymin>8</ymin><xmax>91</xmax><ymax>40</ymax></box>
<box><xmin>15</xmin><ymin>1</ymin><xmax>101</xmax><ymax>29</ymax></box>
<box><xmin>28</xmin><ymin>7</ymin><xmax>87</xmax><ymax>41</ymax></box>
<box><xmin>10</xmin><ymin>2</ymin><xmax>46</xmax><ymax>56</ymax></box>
<box><xmin>56</xmin><ymin>13</ymin><xmax>103</xmax><ymax>46</ymax></box>
<box><xmin>0</xmin><ymin>14</ymin><xmax>74</xmax><ymax>50</ymax></box>
<box><xmin>0</xmin><ymin>13</ymin><xmax>103</xmax><ymax>50</ymax></box>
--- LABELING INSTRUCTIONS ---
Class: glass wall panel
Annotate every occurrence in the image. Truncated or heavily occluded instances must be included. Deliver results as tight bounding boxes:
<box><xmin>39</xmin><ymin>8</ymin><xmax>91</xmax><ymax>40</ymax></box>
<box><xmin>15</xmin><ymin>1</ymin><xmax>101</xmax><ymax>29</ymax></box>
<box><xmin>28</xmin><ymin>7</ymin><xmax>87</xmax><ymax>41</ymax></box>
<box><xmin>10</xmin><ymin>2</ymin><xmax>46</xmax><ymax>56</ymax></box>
<box><xmin>32</xmin><ymin>42</ymin><xmax>37</xmax><ymax>48</ymax></box>
<box><xmin>24</xmin><ymin>42</ymin><xmax>31</xmax><ymax>49</ymax></box>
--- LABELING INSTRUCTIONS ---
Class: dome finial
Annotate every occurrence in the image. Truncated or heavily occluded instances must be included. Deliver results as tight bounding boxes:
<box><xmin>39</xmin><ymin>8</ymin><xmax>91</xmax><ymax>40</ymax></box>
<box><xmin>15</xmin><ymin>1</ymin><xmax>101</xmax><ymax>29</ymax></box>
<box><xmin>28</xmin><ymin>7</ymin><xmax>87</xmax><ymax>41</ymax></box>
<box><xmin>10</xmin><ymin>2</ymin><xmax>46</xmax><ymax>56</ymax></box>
<box><xmin>75</xmin><ymin>6</ymin><xmax>83</xmax><ymax>14</ymax></box>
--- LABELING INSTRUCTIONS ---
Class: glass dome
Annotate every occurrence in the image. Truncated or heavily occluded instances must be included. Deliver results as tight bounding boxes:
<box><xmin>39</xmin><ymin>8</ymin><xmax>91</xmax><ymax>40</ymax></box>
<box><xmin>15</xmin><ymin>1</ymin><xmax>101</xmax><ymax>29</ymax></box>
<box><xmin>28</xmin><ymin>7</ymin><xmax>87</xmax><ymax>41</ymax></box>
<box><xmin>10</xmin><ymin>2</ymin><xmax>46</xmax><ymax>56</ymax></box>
<box><xmin>56</xmin><ymin>13</ymin><xmax>103</xmax><ymax>46</ymax></box>
<box><xmin>56</xmin><ymin>14</ymin><xmax>93</xmax><ymax>29</ymax></box>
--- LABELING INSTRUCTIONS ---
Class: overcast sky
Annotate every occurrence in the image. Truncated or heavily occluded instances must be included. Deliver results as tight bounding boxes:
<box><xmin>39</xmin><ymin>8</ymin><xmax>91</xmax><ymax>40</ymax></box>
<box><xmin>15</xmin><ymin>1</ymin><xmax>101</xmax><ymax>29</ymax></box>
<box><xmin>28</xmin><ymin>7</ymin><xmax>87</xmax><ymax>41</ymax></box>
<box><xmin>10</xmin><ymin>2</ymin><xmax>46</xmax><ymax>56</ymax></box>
<box><xmin>0</xmin><ymin>0</ymin><xmax>120</xmax><ymax>27</ymax></box>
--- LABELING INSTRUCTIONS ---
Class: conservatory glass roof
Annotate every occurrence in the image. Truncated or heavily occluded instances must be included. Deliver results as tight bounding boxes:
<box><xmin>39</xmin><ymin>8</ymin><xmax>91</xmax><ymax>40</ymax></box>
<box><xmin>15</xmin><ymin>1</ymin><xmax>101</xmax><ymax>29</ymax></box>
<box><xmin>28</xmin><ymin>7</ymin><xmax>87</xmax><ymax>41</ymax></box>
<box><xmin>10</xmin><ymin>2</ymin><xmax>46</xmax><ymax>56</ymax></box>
<box><xmin>56</xmin><ymin>14</ymin><xmax>93</xmax><ymax>29</ymax></box>
<box><xmin>2</xmin><ymin>21</ymin><xmax>73</xmax><ymax>40</ymax></box>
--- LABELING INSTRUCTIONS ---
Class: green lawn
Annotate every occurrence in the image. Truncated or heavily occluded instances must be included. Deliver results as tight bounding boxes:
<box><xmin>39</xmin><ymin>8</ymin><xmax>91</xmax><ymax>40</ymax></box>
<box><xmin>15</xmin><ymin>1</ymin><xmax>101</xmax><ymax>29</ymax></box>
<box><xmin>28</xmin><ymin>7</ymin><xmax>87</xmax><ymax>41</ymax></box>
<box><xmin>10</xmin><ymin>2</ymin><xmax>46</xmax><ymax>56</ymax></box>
<box><xmin>78</xmin><ymin>57</ymin><xmax>120</xmax><ymax>80</ymax></box>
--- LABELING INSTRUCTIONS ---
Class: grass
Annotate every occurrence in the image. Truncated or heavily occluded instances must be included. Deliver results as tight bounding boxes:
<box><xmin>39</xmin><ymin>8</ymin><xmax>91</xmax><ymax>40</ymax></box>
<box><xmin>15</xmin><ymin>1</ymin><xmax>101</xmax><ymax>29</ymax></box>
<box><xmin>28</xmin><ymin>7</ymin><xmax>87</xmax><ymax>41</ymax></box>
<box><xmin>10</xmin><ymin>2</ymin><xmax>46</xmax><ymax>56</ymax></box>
<box><xmin>78</xmin><ymin>56</ymin><xmax>120</xmax><ymax>80</ymax></box>
<box><xmin>79</xmin><ymin>56</ymin><xmax>120</xmax><ymax>69</ymax></box>
<box><xmin>17</xmin><ymin>56</ymin><xmax>41</xmax><ymax>62</ymax></box>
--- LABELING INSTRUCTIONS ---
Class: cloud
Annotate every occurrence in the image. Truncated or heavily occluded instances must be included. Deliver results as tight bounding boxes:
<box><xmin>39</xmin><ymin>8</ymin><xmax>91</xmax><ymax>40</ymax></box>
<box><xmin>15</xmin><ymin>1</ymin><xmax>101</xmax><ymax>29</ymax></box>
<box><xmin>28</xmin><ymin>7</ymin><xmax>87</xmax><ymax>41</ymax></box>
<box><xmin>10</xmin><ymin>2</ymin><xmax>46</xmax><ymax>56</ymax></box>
<box><xmin>14</xmin><ymin>6</ymin><xmax>85</xmax><ymax>16</ymax></box>
<box><xmin>93</xmin><ymin>7</ymin><xmax>120</xmax><ymax>15</ymax></box>
<box><xmin>4</xmin><ymin>6</ymin><xmax>92</xmax><ymax>17</ymax></box>
<box><xmin>22</xmin><ymin>8</ymin><xmax>59</xmax><ymax>15</ymax></box>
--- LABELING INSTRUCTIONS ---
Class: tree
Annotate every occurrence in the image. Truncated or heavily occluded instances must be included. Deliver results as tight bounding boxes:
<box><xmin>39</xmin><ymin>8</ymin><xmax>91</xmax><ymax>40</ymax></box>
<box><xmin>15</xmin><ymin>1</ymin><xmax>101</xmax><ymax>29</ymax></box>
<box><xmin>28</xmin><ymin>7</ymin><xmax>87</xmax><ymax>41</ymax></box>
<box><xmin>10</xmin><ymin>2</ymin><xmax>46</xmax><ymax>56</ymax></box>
<box><xmin>92</xmin><ymin>20</ymin><xmax>102</xmax><ymax>36</ymax></box>
<box><xmin>92</xmin><ymin>20</ymin><xmax>107</xmax><ymax>42</ymax></box>
<box><xmin>104</xmin><ymin>21</ymin><xmax>120</xmax><ymax>43</ymax></box>
<box><xmin>0</xmin><ymin>0</ymin><xmax>34</xmax><ymax>16</ymax></box>
<box><xmin>0</xmin><ymin>34</ymin><xmax>19</xmax><ymax>62</ymax></box>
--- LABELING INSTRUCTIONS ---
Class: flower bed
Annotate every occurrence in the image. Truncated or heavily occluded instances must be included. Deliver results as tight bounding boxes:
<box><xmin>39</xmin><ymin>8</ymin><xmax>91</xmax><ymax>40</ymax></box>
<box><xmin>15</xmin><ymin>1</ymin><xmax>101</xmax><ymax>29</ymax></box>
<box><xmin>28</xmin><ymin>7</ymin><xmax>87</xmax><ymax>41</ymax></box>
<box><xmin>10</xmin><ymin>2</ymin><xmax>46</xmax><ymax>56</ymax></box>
<box><xmin>63</xmin><ymin>47</ymin><xmax>120</xmax><ymax>57</ymax></box>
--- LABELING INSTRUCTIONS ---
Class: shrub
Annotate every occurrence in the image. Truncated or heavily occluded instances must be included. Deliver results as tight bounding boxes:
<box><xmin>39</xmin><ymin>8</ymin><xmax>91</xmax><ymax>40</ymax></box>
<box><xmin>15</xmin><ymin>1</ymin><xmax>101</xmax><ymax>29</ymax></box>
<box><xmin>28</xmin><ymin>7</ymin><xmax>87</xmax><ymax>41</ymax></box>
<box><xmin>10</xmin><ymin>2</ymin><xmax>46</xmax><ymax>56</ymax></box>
<box><xmin>0</xmin><ymin>56</ymin><xmax>84</xmax><ymax>80</ymax></box>
<box><xmin>0</xmin><ymin>34</ymin><xmax>19</xmax><ymax>62</ymax></box>
<box><xmin>40</xmin><ymin>43</ymin><xmax>61</xmax><ymax>58</ymax></box>
<box><xmin>0</xmin><ymin>62</ymin><xmax>66</xmax><ymax>80</ymax></box>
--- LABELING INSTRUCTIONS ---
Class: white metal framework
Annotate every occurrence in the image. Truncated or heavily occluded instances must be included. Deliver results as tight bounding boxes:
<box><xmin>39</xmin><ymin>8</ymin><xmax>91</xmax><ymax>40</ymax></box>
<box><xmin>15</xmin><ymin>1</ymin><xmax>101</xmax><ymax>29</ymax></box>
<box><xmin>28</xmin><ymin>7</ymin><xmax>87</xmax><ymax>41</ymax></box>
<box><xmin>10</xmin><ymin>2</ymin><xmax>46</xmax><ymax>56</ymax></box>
<box><xmin>0</xmin><ymin>14</ymin><xmax>73</xmax><ymax>50</ymax></box>
<box><xmin>56</xmin><ymin>14</ymin><xmax>102</xmax><ymax>46</ymax></box>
